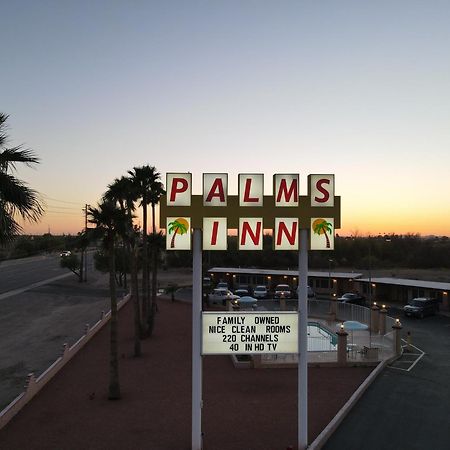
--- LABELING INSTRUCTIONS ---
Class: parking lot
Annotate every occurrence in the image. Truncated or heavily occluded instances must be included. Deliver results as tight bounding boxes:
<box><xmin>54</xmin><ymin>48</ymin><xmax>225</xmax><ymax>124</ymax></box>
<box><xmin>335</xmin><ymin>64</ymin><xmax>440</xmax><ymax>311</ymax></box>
<box><xmin>324</xmin><ymin>312</ymin><xmax>450</xmax><ymax>450</ymax></box>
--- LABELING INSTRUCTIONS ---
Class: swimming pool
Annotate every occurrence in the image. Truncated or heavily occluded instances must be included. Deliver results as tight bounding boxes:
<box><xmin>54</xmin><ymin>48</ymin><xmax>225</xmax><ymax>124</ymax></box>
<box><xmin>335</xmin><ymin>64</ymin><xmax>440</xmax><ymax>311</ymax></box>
<box><xmin>307</xmin><ymin>321</ymin><xmax>337</xmax><ymax>351</ymax></box>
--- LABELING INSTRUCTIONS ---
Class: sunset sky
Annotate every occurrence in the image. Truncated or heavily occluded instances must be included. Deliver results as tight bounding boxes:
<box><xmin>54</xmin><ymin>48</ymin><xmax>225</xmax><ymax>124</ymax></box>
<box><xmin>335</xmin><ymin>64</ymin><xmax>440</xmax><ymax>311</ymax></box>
<box><xmin>2</xmin><ymin>1</ymin><xmax>450</xmax><ymax>237</ymax></box>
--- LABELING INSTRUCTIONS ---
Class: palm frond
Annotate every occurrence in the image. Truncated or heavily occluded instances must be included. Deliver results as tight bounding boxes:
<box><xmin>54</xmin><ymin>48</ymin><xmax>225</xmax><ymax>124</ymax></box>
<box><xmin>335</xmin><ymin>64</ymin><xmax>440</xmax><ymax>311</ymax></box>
<box><xmin>0</xmin><ymin>147</ymin><xmax>40</xmax><ymax>172</ymax></box>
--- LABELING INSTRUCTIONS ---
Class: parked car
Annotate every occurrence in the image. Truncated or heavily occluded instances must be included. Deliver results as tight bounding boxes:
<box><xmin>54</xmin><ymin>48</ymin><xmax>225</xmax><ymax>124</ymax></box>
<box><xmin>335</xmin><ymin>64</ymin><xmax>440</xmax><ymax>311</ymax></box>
<box><xmin>337</xmin><ymin>292</ymin><xmax>366</xmax><ymax>305</ymax></box>
<box><xmin>208</xmin><ymin>288</ymin><xmax>239</xmax><ymax>306</ymax></box>
<box><xmin>236</xmin><ymin>295</ymin><xmax>258</xmax><ymax>307</ymax></box>
<box><xmin>253</xmin><ymin>285</ymin><xmax>268</xmax><ymax>299</ymax></box>
<box><xmin>216</xmin><ymin>282</ymin><xmax>228</xmax><ymax>289</ymax></box>
<box><xmin>274</xmin><ymin>284</ymin><xmax>292</xmax><ymax>299</ymax></box>
<box><xmin>60</xmin><ymin>250</ymin><xmax>71</xmax><ymax>257</ymax></box>
<box><xmin>234</xmin><ymin>288</ymin><xmax>250</xmax><ymax>297</ymax></box>
<box><xmin>403</xmin><ymin>297</ymin><xmax>438</xmax><ymax>318</ymax></box>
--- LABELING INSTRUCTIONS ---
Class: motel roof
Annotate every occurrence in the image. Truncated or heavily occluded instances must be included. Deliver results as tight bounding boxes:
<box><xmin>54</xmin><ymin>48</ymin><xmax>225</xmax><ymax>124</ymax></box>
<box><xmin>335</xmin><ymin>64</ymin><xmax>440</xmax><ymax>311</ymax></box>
<box><xmin>358</xmin><ymin>277</ymin><xmax>450</xmax><ymax>291</ymax></box>
<box><xmin>208</xmin><ymin>267</ymin><xmax>362</xmax><ymax>279</ymax></box>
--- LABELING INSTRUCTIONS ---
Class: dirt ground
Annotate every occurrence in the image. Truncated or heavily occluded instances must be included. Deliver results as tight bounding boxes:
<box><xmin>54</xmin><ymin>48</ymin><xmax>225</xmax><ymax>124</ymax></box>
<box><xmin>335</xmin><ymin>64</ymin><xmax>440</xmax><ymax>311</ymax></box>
<box><xmin>0</xmin><ymin>271</ymin><xmax>114</xmax><ymax>409</ymax></box>
<box><xmin>0</xmin><ymin>293</ymin><xmax>372</xmax><ymax>450</ymax></box>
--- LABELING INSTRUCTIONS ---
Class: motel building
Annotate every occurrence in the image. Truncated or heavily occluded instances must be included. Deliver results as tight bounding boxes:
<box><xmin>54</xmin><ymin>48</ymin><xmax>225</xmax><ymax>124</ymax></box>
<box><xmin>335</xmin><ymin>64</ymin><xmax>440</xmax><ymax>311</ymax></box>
<box><xmin>353</xmin><ymin>277</ymin><xmax>450</xmax><ymax>311</ymax></box>
<box><xmin>208</xmin><ymin>267</ymin><xmax>450</xmax><ymax>311</ymax></box>
<box><xmin>207</xmin><ymin>267</ymin><xmax>362</xmax><ymax>299</ymax></box>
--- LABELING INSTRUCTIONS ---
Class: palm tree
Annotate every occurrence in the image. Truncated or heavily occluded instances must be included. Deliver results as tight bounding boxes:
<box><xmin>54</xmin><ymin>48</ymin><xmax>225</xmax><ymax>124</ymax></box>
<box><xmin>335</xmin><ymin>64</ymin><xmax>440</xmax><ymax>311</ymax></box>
<box><xmin>0</xmin><ymin>113</ymin><xmax>43</xmax><ymax>245</ymax></box>
<box><xmin>104</xmin><ymin>176</ymin><xmax>142</xmax><ymax>357</ymax></box>
<box><xmin>88</xmin><ymin>200</ymin><xmax>128</xmax><ymax>400</ymax></box>
<box><xmin>149</xmin><ymin>179</ymin><xmax>165</xmax><ymax>332</ymax></box>
<box><xmin>312</xmin><ymin>219</ymin><xmax>333</xmax><ymax>248</ymax></box>
<box><xmin>128</xmin><ymin>165</ymin><xmax>162</xmax><ymax>336</ymax></box>
<box><xmin>168</xmin><ymin>219</ymin><xmax>188</xmax><ymax>248</ymax></box>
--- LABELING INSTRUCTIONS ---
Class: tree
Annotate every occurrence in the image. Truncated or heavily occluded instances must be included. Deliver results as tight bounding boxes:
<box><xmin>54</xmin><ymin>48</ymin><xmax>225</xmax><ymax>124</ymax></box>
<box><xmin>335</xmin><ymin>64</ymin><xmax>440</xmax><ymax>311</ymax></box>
<box><xmin>88</xmin><ymin>200</ymin><xmax>128</xmax><ymax>400</ymax></box>
<box><xmin>60</xmin><ymin>253</ymin><xmax>81</xmax><ymax>278</ymax></box>
<box><xmin>0</xmin><ymin>113</ymin><xmax>43</xmax><ymax>245</ymax></box>
<box><xmin>148</xmin><ymin>179</ymin><xmax>165</xmax><ymax>334</ymax></box>
<box><xmin>128</xmin><ymin>165</ymin><xmax>162</xmax><ymax>336</ymax></box>
<box><xmin>104</xmin><ymin>176</ymin><xmax>142</xmax><ymax>356</ymax></box>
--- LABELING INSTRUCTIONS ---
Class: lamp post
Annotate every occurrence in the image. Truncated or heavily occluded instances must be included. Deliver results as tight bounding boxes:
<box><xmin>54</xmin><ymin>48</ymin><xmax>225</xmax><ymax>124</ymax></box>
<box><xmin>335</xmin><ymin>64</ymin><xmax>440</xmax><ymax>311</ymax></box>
<box><xmin>328</xmin><ymin>258</ymin><xmax>333</xmax><ymax>300</ymax></box>
<box><xmin>368</xmin><ymin>236</ymin><xmax>372</xmax><ymax>304</ymax></box>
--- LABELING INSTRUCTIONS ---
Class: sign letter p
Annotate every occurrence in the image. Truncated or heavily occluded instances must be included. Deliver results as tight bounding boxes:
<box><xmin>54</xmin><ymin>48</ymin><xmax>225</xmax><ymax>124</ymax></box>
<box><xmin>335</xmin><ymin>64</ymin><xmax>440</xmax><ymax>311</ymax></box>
<box><xmin>167</xmin><ymin>173</ymin><xmax>192</xmax><ymax>206</ymax></box>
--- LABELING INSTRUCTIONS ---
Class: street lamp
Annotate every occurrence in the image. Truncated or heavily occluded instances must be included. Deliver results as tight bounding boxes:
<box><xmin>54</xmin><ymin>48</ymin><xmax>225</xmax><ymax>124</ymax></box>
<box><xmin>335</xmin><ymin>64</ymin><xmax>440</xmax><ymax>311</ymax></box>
<box><xmin>368</xmin><ymin>236</ymin><xmax>372</xmax><ymax>304</ymax></box>
<box><xmin>328</xmin><ymin>258</ymin><xmax>333</xmax><ymax>300</ymax></box>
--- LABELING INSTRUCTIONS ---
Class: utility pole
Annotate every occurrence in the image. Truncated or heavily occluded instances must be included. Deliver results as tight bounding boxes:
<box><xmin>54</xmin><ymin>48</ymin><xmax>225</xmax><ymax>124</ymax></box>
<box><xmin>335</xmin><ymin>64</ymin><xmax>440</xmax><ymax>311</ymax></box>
<box><xmin>84</xmin><ymin>204</ymin><xmax>90</xmax><ymax>282</ymax></box>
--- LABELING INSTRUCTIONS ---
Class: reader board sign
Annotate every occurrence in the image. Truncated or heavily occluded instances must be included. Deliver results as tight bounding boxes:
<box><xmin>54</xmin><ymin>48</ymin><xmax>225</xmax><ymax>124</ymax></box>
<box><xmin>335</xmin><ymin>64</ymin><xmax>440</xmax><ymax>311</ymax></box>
<box><xmin>202</xmin><ymin>312</ymin><xmax>298</xmax><ymax>355</ymax></box>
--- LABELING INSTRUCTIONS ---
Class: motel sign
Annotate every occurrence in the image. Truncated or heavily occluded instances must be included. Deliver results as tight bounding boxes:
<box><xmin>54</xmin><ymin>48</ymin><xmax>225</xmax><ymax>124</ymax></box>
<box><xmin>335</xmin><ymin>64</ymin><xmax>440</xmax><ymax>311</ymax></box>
<box><xmin>161</xmin><ymin>173</ymin><xmax>340</xmax><ymax>251</ymax></box>
<box><xmin>160</xmin><ymin>171</ymin><xmax>341</xmax><ymax>450</ymax></box>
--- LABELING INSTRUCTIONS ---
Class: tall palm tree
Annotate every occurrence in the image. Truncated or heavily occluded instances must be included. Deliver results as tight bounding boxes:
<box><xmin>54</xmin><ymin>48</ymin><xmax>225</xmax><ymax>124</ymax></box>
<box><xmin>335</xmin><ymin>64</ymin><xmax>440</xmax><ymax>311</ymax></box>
<box><xmin>149</xmin><ymin>179</ymin><xmax>165</xmax><ymax>333</ymax></box>
<box><xmin>128</xmin><ymin>165</ymin><xmax>162</xmax><ymax>336</ymax></box>
<box><xmin>88</xmin><ymin>200</ymin><xmax>128</xmax><ymax>400</ymax></box>
<box><xmin>104</xmin><ymin>176</ymin><xmax>142</xmax><ymax>357</ymax></box>
<box><xmin>0</xmin><ymin>113</ymin><xmax>43</xmax><ymax>245</ymax></box>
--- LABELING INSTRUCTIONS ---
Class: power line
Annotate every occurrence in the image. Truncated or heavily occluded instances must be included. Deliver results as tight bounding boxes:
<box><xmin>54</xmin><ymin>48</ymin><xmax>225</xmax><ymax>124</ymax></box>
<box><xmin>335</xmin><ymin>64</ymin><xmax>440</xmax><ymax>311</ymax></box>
<box><xmin>46</xmin><ymin>204</ymin><xmax>81</xmax><ymax>211</ymax></box>
<box><xmin>42</xmin><ymin>195</ymin><xmax>82</xmax><ymax>206</ymax></box>
<box><xmin>45</xmin><ymin>210</ymin><xmax>82</xmax><ymax>216</ymax></box>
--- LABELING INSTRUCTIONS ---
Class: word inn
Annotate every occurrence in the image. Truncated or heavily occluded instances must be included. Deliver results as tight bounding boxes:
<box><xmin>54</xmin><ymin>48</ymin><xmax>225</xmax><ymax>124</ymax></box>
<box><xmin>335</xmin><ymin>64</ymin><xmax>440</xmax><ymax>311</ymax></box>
<box><xmin>162</xmin><ymin>173</ymin><xmax>339</xmax><ymax>251</ymax></box>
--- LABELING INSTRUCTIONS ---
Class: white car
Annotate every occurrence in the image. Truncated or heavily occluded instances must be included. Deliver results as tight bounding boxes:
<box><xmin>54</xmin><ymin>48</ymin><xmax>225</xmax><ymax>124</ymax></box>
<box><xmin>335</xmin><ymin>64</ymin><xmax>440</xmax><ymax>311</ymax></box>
<box><xmin>236</xmin><ymin>296</ymin><xmax>258</xmax><ymax>307</ymax></box>
<box><xmin>274</xmin><ymin>284</ymin><xmax>292</xmax><ymax>299</ymax></box>
<box><xmin>253</xmin><ymin>285</ymin><xmax>268</xmax><ymax>299</ymax></box>
<box><xmin>60</xmin><ymin>251</ymin><xmax>71</xmax><ymax>257</ymax></box>
<box><xmin>208</xmin><ymin>288</ymin><xmax>240</xmax><ymax>305</ymax></box>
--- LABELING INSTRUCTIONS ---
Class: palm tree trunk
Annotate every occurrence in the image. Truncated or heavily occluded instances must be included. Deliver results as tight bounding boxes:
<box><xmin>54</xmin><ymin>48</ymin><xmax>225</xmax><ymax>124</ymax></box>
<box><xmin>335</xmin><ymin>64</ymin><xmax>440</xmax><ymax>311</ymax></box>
<box><xmin>147</xmin><ymin>203</ymin><xmax>158</xmax><ymax>336</ymax></box>
<box><xmin>130</xmin><ymin>243</ymin><xmax>141</xmax><ymax>357</ymax></box>
<box><xmin>108</xmin><ymin>238</ymin><xmax>121</xmax><ymax>400</ymax></box>
<box><xmin>141</xmin><ymin>196</ymin><xmax>149</xmax><ymax>334</ymax></box>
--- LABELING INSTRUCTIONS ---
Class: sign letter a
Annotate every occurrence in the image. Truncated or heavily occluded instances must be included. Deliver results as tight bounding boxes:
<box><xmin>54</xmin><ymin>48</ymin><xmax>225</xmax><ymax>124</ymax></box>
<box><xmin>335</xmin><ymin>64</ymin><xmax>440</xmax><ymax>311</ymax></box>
<box><xmin>203</xmin><ymin>173</ymin><xmax>228</xmax><ymax>206</ymax></box>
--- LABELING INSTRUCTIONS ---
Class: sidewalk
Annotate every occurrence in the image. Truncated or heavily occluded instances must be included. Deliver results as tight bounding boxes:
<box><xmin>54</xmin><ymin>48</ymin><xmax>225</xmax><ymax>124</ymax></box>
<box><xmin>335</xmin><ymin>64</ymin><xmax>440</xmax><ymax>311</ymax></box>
<box><xmin>0</xmin><ymin>296</ymin><xmax>373</xmax><ymax>450</ymax></box>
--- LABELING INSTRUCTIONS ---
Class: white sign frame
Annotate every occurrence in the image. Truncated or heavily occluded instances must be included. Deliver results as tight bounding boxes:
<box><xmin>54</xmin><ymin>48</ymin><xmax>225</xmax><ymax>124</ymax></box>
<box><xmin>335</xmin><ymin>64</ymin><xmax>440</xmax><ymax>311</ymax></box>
<box><xmin>202</xmin><ymin>311</ymin><xmax>298</xmax><ymax>355</ymax></box>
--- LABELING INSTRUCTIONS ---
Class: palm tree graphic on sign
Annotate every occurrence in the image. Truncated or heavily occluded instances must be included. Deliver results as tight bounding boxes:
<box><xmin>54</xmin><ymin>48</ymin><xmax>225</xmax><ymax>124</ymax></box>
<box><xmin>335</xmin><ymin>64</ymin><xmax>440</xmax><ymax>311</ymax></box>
<box><xmin>312</xmin><ymin>219</ymin><xmax>333</xmax><ymax>248</ymax></box>
<box><xmin>168</xmin><ymin>218</ymin><xmax>189</xmax><ymax>248</ymax></box>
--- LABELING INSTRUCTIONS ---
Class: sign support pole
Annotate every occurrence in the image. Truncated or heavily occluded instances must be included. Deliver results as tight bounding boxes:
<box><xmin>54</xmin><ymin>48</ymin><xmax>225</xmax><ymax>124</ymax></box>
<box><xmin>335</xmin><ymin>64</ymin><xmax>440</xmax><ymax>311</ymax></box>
<box><xmin>192</xmin><ymin>228</ymin><xmax>203</xmax><ymax>450</ymax></box>
<box><xmin>298</xmin><ymin>228</ymin><xmax>308</xmax><ymax>450</ymax></box>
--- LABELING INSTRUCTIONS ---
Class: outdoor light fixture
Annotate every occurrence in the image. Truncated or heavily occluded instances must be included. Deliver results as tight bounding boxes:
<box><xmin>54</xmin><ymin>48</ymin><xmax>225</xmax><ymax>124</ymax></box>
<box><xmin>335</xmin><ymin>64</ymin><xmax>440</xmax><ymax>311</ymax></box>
<box><xmin>373</xmin><ymin>302</ymin><xmax>377</xmax><ymax>307</ymax></box>
<box><xmin>340</xmin><ymin>323</ymin><xmax>345</xmax><ymax>331</ymax></box>
<box><xmin>382</xmin><ymin>304</ymin><xmax>386</xmax><ymax>309</ymax></box>
<box><xmin>395</xmin><ymin>318</ymin><xmax>401</xmax><ymax>325</ymax></box>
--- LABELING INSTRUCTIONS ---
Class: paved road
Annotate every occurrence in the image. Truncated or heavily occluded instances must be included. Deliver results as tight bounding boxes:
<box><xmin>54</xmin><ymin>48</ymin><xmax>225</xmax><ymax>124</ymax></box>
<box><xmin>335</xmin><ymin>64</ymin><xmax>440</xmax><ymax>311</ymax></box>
<box><xmin>324</xmin><ymin>312</ymin><xmax>450</xmax><ymax>450</ymax></box>
<box><xmin>0</xmin><ymin>254</ymin><xmax>69</xmax><ymax>294</ymax></box>
<box><xmin>0</xmin><ymin>255</ymin><xmax>117</xmax><ymax>410</ymax></box>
